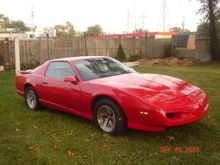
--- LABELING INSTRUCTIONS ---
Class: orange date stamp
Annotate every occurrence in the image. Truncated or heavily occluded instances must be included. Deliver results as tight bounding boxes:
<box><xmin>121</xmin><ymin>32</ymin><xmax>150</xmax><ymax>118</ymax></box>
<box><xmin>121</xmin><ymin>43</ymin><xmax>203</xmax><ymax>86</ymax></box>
<box><xmin>160</xmin><ymin>146</ymin><xmax>200</xmax><ymax>154</ymax></box>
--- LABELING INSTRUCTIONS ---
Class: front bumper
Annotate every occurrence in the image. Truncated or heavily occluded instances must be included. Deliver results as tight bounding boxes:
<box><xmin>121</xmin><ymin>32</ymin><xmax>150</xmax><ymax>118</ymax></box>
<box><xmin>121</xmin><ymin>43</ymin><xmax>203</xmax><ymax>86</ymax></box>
<box><xmin>127</xmin><ymin>90</ymin><xmax>209</xmax><ymax>132</ymax></box>
<box><xmin>163</xmin><ymin>96</ymin><xmax>209</xmax><ymax>127</ymax></box>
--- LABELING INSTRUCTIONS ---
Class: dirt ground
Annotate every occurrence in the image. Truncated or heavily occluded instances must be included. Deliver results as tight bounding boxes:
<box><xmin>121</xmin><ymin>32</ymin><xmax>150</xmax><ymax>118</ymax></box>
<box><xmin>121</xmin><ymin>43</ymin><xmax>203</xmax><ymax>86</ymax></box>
<box><xmin>139</xmin><ymin>57</ymin><xmax>194</xmax><ymax>66</ymax></box>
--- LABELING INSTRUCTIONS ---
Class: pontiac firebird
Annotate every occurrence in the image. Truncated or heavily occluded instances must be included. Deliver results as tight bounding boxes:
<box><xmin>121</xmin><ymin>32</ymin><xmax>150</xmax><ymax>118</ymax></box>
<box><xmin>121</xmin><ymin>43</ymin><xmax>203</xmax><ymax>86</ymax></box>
<box><xmin>16</xmin><ymin>56</ymin><xmax>209</xmax><ymax>135</ymax></box>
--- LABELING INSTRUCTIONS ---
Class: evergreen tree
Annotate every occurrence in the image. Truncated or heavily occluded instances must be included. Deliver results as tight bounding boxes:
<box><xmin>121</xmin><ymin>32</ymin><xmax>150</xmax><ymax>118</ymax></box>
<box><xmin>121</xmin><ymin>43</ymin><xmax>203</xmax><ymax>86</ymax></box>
<box><xmin>116</xmin><ymin>44</ymin><xmax>126</xmax><ymax>62</ymax></box>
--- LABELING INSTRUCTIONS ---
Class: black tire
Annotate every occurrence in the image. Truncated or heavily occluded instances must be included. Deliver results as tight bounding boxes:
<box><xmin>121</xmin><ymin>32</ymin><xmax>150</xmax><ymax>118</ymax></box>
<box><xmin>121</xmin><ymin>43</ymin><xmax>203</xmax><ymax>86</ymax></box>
<box><xmin>93</xmin><ymin>98</ymin><xmax>127</xmax><ymax>135</ymax></box>
<box><xmin>25</xmin><ymin>86</ymin><xmax>40</xmax><ymax>110</ymax></box>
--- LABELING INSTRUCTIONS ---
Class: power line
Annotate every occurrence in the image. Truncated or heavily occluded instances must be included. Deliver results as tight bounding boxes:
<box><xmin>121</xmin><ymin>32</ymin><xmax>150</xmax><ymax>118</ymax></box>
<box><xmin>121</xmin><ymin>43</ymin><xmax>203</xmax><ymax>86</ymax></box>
<box><xmin>31</xmin><ymin>6</ymin><xmax>34</xmax><ymax>32</ymax></box>
<box><xmin>134</xmin><ymin>0</ymin><xmax>137</xmax><ymax>30</ymax></box>
<box><xmin>163</xmin><ymin>0</ymin><xmax>166</xmax><ymax>32</ymax></box>
<box><xmin>127</xmin><ymin>11</ymin><xmax>130</xmax><ymax>33</ymax></box>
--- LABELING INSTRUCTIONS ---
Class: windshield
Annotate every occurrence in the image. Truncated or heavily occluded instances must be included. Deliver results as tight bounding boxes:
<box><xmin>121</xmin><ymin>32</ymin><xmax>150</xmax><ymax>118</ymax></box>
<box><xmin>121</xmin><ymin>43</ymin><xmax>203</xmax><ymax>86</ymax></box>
<box><xmin>74</xmin><ymin>57</ymin><xmax>135</xmax><ymax>81</ymax></box>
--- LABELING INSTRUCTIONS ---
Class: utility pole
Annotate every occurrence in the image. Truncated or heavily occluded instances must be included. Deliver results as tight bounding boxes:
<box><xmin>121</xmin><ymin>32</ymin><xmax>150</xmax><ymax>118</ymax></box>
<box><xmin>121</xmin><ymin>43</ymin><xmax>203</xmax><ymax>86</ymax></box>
<box><xmin>127</xmin><ymin>11</ymin><xmax>130</xmax><ymax>33</ymax></box>
<box><xmin>140</xmin><ymin>13</ymin><xmax>147</xmax><ymax>31</ymax></box>
<box><xmin>134</xmin><ymin>0</ymin><xmax>137</xmax><ymax>31</ymax></box>
<box><xmin>182</xmin><ymin>16</ymin><xmax>185</xmax><ymax>32</ymax></box>
<box><xmin>163</xmin><ymin>0</ymin><xmax>166</xmax><ymax>32</ymax></box>
<box><xmin>31</xmin><ymin>6</ymin><xmax>34</xmax><ymax>32</ymax></box>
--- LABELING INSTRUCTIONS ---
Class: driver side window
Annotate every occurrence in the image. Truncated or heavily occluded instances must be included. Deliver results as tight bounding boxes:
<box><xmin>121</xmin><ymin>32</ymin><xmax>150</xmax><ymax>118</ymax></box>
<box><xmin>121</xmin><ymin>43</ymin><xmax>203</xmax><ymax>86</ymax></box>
<box><xmin>46</xmin><ymin>61</ymin><xmax>75</xmax><ymax>80</ymax></box>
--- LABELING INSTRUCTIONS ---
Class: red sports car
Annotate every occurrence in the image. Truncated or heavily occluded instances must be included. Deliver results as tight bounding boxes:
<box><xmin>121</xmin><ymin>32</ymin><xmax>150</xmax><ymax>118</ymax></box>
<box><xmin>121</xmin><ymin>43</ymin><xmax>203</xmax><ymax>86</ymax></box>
<box><xmin>16</xmin><ymin>56</ymin><xmax>209</xmax><ymax>135</ymax></box>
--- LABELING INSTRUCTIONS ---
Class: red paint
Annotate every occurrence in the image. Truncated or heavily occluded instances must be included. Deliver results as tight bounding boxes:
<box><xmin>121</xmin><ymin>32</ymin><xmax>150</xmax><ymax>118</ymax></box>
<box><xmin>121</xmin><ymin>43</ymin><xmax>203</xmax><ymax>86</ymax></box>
<box><xmin>16</xmin><ymin>56</ymin><xmax>209</xmax><ymax>132</ymax></box>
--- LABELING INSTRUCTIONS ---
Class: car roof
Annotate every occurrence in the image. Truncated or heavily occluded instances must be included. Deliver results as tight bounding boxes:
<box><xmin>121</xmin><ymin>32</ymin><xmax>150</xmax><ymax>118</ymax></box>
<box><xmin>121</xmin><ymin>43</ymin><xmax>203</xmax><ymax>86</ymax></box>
<box><xmin>49</xmin><ymin>56</ymin><xmax>109</xmax><ymax>62</ymax></box>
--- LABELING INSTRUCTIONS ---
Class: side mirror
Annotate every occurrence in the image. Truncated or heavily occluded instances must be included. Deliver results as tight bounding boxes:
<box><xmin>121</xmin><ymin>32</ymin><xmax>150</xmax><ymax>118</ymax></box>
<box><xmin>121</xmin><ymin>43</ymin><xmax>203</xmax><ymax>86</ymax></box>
<box><xmin>64</xmin><ymin>76</ymin><xmax>78</xmax><ymax>85</ymax></box>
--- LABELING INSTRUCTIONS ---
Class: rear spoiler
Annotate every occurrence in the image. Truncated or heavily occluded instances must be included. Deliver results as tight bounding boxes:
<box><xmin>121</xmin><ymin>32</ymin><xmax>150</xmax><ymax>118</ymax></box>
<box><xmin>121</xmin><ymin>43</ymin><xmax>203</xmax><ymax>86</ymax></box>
<box><xmin>20</xmin><ymin>70</ymin><xmax>33</xmax><ymax>74</ymax></box>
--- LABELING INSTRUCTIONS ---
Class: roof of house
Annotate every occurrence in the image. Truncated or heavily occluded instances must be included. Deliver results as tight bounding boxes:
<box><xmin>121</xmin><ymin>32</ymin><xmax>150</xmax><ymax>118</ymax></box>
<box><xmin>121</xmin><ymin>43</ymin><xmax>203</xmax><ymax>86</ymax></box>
<box><xmin>88</xmin><ymin>32</ymin><xmax>176</xmax><ymax>39</ymax></box>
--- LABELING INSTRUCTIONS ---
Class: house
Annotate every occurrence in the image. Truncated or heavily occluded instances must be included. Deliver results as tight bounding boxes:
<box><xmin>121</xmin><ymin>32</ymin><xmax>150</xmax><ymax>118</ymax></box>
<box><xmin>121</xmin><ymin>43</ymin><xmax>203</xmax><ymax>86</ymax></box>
<box><xmin>25</xmin><ymin>30</ymin><xmax>56</xmax><ymax>39</ymax></box>
<box><xmin>176</xmin><ymin>23</ymin><xmax>220</xmax><ymax>62</ymax></box>
<box><xmin>172</xmin><ymin>32</ymin><xmax>196</xmax><ymax>49</ymax></box>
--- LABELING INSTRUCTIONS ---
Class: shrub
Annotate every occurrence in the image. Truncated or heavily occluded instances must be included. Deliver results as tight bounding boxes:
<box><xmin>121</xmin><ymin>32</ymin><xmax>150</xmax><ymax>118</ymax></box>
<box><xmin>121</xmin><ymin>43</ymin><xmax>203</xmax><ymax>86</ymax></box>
<box><xmin>115</xmin><ymin>44</ymin><xmax>126</xmax><ymax>62</ymax></box>
<box><xmin>128</xmin><ymin>50</ymin><xmax>144</xmax><ymax>62</ymax></box>
<box><xmin>163</xmin><ymin>44</ymin><xmax>175</xmax><ymax>58</ymax></box>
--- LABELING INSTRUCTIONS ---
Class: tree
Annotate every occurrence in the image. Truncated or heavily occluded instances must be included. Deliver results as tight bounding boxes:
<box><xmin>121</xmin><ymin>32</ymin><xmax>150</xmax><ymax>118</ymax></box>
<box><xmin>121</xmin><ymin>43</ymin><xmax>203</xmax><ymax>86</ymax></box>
<box><xmin>75</xmin><ymin>31</ymin><xmax>84</xmax><ymax>37</ymax></box>
<box><xmin>54</xmin><ymin>24</ymin><xmax>65</xmax><ymax>36</ymax></box>
<box><xmin>0</xmin><ymin>14</ymin><xmax>10</xmax><ymax>28</ymax></box>
<box><xmin>65</xmin><ymin>21</ymin><xmax>75</xmax><ymax>34</ymax></box>
<box><xmin>116</xmin><ymin>44</ymin><xmax>126</xmax><ymax>62</ymax></box>
<box><xmin>86</xmin><ymin>24</ymin><xmax>103</xmax><ymax>36</ymax></box>
<box><xmin>217</xmin><ymin>8</ymin><xmax>220</xmax><ymax>21</ymax></box>
<box><xmin>0</xmin><ymin>14</ymin><xmax>30</xmax><ymax>32</ymax></box>
<box><xmin>198</xmin><ymin>0</ymin><xmax>220</xmax><ymax>60</ymax></box>
<box><xmin>198</xmin><ymin>0</ymin><xmax>220</xmax><ymax>22</ymax></box>
<box><xmin>169</xmin><ymin>26</ymin><xmax>190</xmax><ymax>33</ymax></box>
<box><xmin>7</xmin><ymin>20</ymin><xmax>31</xmax><ymax>32</ymax></box>
<box><xmin>54</xmin><ymin>21</ymin><xmax>75</xmax><ymax>37</ymax></box>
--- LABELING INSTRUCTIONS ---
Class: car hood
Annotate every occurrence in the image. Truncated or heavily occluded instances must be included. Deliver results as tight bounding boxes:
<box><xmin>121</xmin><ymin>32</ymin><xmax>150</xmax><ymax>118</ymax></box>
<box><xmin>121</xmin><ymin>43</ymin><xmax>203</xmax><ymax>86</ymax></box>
<box><xmin>90</xmin><ymin>73</ymin><xmax>200</xmax><ymax>104</ymax></box>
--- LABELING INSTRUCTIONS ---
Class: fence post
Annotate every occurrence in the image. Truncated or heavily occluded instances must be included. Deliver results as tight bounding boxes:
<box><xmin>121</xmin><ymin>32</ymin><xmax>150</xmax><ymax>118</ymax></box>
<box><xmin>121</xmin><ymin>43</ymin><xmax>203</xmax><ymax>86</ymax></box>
<box><xmin>84</xmin><ymin>32</ymin><xmax>88</xmax><ymax>55</ymax></box>
<box><xmin>15</xmin><ymin>38</ymin><xmax>20</xmax><ymax>75</ymax></box>
<box><xmin>144</xmin><ymin>32</ymin><xmax>148</xmax><ymax>58</ymax></box>
<box><xmin>47</xmin><ymin>36</ymin><xmax>50</xmax><ymax>59</ymax></box>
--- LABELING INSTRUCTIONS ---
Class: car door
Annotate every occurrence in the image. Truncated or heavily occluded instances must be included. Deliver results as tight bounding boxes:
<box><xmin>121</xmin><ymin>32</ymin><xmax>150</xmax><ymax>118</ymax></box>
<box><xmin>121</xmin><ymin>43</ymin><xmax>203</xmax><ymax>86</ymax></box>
<box><xmin>38</xmin><ymin>61</ymin><xmax>82</xmax><ymax>112</ymax></box>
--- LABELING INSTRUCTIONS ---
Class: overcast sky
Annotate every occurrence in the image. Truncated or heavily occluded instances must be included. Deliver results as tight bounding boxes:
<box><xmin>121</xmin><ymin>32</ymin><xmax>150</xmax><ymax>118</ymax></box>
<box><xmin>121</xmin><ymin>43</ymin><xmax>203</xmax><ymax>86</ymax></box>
<box><xmin>0</xmin><ymin>0</ymin><xmax>202</xmax><ymax>33</ymax></box>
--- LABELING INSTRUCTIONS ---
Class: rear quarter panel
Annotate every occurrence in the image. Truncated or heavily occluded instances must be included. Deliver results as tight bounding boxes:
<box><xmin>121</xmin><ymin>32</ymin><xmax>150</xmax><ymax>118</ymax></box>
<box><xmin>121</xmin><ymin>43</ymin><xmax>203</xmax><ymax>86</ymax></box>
<box><xmin>16</xmin><ymin>74</ymin><xmax>27</xmax><ymax>96</ymax></box>
<box><xmin>16</xmin><ymin>74</ymin><xmax>43</xmax><ymax>96</ymax></box>
<box><xmin>15</xmin><ymin>62</ymin><xmax>48</xmax><ymax>96</ymax></box>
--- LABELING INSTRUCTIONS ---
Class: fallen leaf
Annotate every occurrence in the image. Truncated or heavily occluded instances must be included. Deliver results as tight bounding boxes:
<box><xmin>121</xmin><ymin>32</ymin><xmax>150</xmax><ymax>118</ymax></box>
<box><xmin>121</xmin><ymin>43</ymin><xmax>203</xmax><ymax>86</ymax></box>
<box><xmin>67</xmin><ymin>150</ymin><xmax>74</xmax><ymax>159</ymax></box>
<box><xmin>165</xmin><ymin>136</ymin><xmax>175</xmax><ymax>141</ymax></box>
<box><xmin>29</xmin><ymin>146</ymin><xmax>34</xmax><ymax>150</ymax></box>
<box><xmin>171</xmin><ymin>156</ymin><xmax>179</xmax><ymax>160</ymax></box>
<box><xmin>32</xmin><ymin>125</ymin><xmax>37</xmax><ymax>129</ymax></box>
<box><xmin>67</xmin><ymin>131</ymin><xmax>73</xmax><ymax>135</ymax></box>
<box><xmin>90</xmin><ymin>133</ymin><xmax>96</xmax><ymax>138</ymax></box>
<box><xmin>29</xmin><ymin>145</ymin><xmax>39</xmax><ymax>151</ymax></box>
<box><xmin>15</xmin><ymin>128</ymin><xmax>21</xmax><ymax>132</ymax></box>
<box><xmin>149</xmin><ymin>152</ymin><xmax>158</xmax><ymax>158</ymax></box>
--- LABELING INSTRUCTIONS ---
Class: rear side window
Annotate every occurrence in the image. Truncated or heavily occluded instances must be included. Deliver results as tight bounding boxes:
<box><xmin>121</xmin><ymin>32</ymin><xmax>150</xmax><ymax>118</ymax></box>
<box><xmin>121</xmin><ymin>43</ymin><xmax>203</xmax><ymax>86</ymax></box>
<box><xmin>45</xmin><ymin>62</ymin><xmax>75</xmax><ymax>79</ymax></box>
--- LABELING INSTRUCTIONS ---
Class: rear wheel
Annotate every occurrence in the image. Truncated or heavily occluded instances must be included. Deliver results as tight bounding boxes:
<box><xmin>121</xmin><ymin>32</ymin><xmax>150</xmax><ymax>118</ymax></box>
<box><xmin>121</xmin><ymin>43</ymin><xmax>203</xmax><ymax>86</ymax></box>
<box><xmin>25</xmin><ymin>86</ymin><xmax>40</xmax><ymax>110</ymax></box>
<box><xmin>94</xmin><ymin>98</ymin><xmax>127</xmax><ymax>135</ymax></box>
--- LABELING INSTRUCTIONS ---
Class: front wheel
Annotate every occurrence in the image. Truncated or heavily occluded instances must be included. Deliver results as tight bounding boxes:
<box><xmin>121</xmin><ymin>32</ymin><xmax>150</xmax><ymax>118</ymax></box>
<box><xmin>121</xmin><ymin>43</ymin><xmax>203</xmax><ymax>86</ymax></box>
<box><xmin>25</xmin><ymin>86</ymin><xmax>40</xmax><ymax>110</ymax></box>
<box><xmin>94</xmin><ymin>98</ymin><xmax>127</xmax><ymax>135</ymax></box>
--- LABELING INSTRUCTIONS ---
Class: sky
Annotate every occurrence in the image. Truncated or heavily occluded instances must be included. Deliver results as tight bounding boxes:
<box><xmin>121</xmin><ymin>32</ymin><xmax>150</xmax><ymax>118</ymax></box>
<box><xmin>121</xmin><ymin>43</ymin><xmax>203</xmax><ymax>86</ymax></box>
<box><xmin>0</xmin><ymin>0</ymin><xmax>202</xmax><ymax>33</ymax></box>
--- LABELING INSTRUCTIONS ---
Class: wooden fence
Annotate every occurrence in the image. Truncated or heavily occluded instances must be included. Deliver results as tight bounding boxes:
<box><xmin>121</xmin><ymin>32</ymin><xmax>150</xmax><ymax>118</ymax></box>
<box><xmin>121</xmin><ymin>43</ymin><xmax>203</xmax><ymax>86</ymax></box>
<box><xmin>9</xmin><ymin>36</ymin><xmax>171</xmax><ymax>69</ymax></box>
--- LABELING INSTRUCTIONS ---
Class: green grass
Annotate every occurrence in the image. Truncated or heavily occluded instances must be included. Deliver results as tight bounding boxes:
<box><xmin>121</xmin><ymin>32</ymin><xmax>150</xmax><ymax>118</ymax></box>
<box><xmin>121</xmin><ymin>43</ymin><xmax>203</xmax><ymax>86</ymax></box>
<box><xmin>0</xmin><ymin>64</ymin><xmax>220</xmax><ymax>165</ymax></box>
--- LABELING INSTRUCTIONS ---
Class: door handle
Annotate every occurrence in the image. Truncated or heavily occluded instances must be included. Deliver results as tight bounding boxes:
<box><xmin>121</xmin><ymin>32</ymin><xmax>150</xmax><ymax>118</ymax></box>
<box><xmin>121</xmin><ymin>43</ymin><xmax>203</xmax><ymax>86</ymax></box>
<box><xmin>41</xmin><ymin>81</ymin><xmax>48</xmax><ymax>85</ymax></box>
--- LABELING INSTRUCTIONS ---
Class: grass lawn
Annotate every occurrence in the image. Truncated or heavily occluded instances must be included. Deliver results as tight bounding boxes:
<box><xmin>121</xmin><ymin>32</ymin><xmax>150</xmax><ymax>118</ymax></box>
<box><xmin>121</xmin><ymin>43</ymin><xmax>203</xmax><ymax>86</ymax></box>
<box><xmin>0</xmin><ymin>64</ymin><xmax>220</xmax><ymax>165</ymax></box>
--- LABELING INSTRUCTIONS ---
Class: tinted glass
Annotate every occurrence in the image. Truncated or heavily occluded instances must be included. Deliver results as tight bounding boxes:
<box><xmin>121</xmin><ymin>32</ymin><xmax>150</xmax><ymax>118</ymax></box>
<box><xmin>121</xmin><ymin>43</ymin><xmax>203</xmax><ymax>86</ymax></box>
<box><xmin>46</xmin><ymin>62</ymin><xmax>75</xmax><ymax>79</ymax></box>
<box><xmin>74</xmin><ymin>57</ymin><xmax>135</xmax><ymax>81</ymax></box>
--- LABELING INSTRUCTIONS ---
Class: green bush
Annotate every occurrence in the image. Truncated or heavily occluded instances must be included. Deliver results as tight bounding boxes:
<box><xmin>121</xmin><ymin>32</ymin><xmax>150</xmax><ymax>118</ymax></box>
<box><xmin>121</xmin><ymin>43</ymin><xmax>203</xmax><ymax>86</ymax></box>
<box><xmin>115</xmin><ymin>44</ymin><xmax>126</xmax><ymax>62</ymax></box>
<box><xmin>163</xmin><ymin>44</ymin><xmax>175</xmax><ymax>58</ymax></box>
<box><xmin>128</xmin><ymin>50</ymin><xmax>144</xmax><ymax>62</ymax></box>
